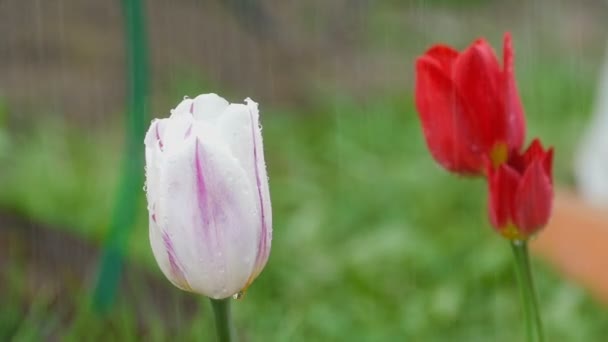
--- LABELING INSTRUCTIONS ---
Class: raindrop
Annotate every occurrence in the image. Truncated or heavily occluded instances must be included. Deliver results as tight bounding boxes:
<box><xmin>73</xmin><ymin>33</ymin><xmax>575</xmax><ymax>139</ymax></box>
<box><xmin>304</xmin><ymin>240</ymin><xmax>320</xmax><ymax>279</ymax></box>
<box><xmin>233</xmin><ymin>291</ymin><xmax>245</xmax><ymax>300</ymax></box>
<box><xmin>512</xmin><ymin>239</ymin><xmax>525</xmax><ymax>247</ymax></box>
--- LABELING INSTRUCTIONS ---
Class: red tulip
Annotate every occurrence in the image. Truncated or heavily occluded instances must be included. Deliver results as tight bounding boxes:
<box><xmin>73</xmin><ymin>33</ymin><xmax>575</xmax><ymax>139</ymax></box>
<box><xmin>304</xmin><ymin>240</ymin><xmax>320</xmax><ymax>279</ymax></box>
<box><xmin>487</xmin><ymin>139</ymin><xmax>554</xmax><ymax>240</ymax></box>
<box><xmin>415</xmin><ymin>32</ymin><xmax>526</xmax><ymax>175</ymax></box>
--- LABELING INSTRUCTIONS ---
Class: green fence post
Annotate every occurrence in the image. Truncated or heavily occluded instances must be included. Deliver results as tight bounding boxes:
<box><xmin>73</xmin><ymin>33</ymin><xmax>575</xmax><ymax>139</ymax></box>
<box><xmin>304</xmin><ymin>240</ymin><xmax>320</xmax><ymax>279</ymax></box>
<box><xmin>92</xmin><ymin>0</ymin><xmax>149</xmax><ymax>313</ymax></box>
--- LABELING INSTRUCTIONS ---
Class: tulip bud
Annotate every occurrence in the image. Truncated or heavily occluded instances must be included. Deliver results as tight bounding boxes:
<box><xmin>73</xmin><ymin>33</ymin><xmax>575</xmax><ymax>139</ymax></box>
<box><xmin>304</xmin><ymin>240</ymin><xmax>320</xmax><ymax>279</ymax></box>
<box><xmin>144</xmin><ymin>93</ymin><xmax>272</xmax><ymax>299</ymax></box>
<box><xmin>415</xmin><ymin>32</ymin><xmax>526</xmax><ymax>175</ymax></box>
<box><xmin>487</xmin><ymin>139</ymin><xmax>554</xmax><ymax>240</ymax></box>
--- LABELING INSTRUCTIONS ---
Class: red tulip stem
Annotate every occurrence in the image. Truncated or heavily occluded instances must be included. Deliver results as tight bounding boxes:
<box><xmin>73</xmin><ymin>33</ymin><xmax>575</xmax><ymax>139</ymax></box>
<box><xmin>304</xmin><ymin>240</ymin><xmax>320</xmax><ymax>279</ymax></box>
<box><xmin>511</xmin><ymin>240</ymin><xmax>544</xmax><ymax>342</ymax></box>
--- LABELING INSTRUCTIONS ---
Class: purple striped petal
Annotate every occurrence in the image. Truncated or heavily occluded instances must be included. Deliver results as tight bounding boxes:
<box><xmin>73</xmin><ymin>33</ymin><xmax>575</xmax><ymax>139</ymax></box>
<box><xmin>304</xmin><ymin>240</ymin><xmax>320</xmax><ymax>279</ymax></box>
<box><xmin>148</xmin><ymin>216</ymin><xmax>192</xmax><ymax>291</ymax></box>
<box><xmin>216</xmin><ymin>99</ymin><xmax>273</xmax><ymax>288</ymax></box>
<box><xmin>162</xmin><ymin>232</ymin><xmax>191</xmax><ymax>290</ymax></box>
<box><xmin>246</xmin><ymin>100</ymin><xmax>272</xmax><ymax>282</ymax></box>
<box><xmin>155</xmin><ymin>131</ymin><xmax>259</xmax><ymax>299</ymax></box>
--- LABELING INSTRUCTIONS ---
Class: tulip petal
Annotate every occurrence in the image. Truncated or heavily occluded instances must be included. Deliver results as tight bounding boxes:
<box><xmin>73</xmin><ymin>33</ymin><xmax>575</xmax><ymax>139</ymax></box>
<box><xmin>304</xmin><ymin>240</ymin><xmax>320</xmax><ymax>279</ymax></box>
<box><xmin>488</xmin><ymin>164</ymin><xmax>520</xmax><ymax>230</ymax></box>
<box><xmin>147</xmin><ymin>115</ymin><xmax>194</xmax><ymax>153</ymax></box>
<box><xmin>244</xmin><ymin>99</ymin><xmax>272</xmax><ymax>280</ymax></box>
<box><xmin>171</xmin><ymin>98</ymin><xmax>194</xmax><ymax>117</ymax></box>
<box><xmin>454</xmin><ymin>38</ymin><xmax>505</xmax><ymax>151</ymax></box>
<box><xmin>156</xmin><ymin>131</ymin><xmax>259</xmax><ymax>299</ymax></box>
<box><xmin>149</xmin><ymin>217</ymin><xmax>192</xmax><ymax>291</ymax></box>
<box><xmin>522</xmin><ymin>139</ymin><xmax>554</xmax><ymax>183</ymax></box>
<box><xmin>191</xmin><ymin>93</ymin><xmax>230</xmax><ymax>124</ymax></box>
<box><xmin>217</xmin><ymin>99</ymin><xmax>272</xmax><ymax>283</ymax></box>
<box><xmin>514</xmin><ymin>159</ymin><xmax>553</xmax><ymax>234</ymax></box>
<box><xmin>424</xmin><ymin>45</ymin><xmax>459</xmax><ymax>74</ymax></box>
<box><xmin>502</xmin><ymin>32</ymin><xmax>526</xmax><ymax>152</ymax></box>
<box><xmin>415</xmin><ymin>56</ymin><xmax>480</xmax><ymax>173</ymax></box>
<box><xmin>515</xmin><ymin>139</ymin><xmax>554</xmax><ymax>181</ymax></box>
<box><xmin>522</xmin><ymin>138</ymin><xmax>544</xmax><ymax>159</ymax></box>
<box><xmin>144</xmin><ymin>119</ymin><xmax>165</xmax><ymax>151</ymax></box>
<box><xmin>508</xmin><ymin>138</ymin><xmax>541</xmax><ymax>173</ymax></box>
<box><xmin>144</xmin><ymin>120</ymin><xmax>164</xmax><ymax>207</ymax></box>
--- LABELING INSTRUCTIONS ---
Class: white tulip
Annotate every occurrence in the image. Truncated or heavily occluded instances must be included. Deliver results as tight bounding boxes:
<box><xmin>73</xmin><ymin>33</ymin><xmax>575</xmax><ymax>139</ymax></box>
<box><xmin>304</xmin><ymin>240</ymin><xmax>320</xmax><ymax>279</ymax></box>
<box><xmin>144</xmin><ymin>93</ymin><xmax>272</xmax><ymax>299</ymax></box>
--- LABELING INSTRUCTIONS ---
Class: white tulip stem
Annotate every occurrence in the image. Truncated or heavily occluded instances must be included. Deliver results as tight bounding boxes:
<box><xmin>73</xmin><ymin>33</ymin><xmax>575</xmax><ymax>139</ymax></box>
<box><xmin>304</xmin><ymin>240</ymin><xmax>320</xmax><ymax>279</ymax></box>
<box><xmin>210</xmin><ymin>298</ymin><xmax>235</xmax><ymax>342</ymax></box>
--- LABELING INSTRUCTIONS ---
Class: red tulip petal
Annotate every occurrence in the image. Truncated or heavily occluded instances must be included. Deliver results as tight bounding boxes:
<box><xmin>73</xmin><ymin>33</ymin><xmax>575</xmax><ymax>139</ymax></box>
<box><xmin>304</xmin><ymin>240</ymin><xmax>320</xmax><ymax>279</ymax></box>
<box><xmin>517</xmin><ymin>138</ymin><xmax>544</xmax><ymax>171</ymax></box>
<box><xmin>424</xmin><ymin>45</ymin><xmax>459</xmax><ymax>74</ymax></box>
<box><xmin>543</xmin><ymin>147</ymin><xmax>554</xmax><ymax>184</ymax></box>
<box><xmin>488</xmin><ymin>164</ymin><xmax>520</xmax><ymax>230</ymax></box>
<box><xmin>502</xmin><ymin>32</ymin><xmax>526</xmax><ymax>152</ymax></box>
<box><xmin>514</xmin><ymin>159</ymin><xmax>553</xmax><ymax>235</ymax></box>
<box><xmin>415</xmin><ymin>56</ymin><xmax>480</xmax><ymax>173</ymax></box>
<box><xmin>454</xmin><ymin>38</ymin><xmax>505</xmax><ymax>152</ymax></box>
<box><xmin>515</xmin><ymin>139</ymin><xmax>553</xmax><ymax>180</ymax></box>
<box><xmin>524</xmin><ymin>138</ymin><xmax>544</xmax><ymax>157</ymax></box>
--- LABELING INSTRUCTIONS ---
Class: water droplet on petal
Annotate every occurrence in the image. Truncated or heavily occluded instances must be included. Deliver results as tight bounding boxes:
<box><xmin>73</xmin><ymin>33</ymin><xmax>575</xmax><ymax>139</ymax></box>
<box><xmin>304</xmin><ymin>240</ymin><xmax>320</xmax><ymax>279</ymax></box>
<box><xmin>233</xmin><ymin>291</ymin><xmax>244</xmax><ymax>300</ymax></box>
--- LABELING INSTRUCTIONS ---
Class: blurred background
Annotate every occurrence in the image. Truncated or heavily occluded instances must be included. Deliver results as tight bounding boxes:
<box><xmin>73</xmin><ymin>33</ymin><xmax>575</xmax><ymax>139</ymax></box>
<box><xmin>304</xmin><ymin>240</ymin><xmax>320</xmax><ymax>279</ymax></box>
<box><xmin>1</xmin><ymin>0</ymin><xmax>608</xmax><ymax>340</ymax></box>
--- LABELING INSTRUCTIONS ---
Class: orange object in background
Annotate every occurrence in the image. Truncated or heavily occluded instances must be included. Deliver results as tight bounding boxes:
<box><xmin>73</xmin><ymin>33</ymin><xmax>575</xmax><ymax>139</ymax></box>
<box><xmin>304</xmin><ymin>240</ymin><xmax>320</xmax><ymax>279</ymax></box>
<box><xmin>531</xmin><ymin>190</ymin><xmax>608</xmax><ymax>303</ymax></box>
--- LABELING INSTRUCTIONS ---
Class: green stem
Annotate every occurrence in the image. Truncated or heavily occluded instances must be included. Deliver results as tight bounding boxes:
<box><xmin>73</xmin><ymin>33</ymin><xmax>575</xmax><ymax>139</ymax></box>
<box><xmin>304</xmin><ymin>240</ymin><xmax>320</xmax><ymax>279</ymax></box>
<box><xmin>210</xmin><ymin>298</ymin><xmax>235</xmax><ymax>342</ymax></box>
<box><xmin>511</xmin><ymin>240</ymin><xmax>544</xmax><ymax>342</ymax></box>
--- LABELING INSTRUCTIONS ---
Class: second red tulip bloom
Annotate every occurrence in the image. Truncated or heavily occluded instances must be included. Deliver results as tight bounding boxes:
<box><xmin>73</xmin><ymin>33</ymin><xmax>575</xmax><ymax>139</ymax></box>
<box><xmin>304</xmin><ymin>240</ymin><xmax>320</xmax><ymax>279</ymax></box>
<box><xmin>487</xmin><ymin>139</ymin><xmax>554</xmax><ymax>240</ymax></box>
